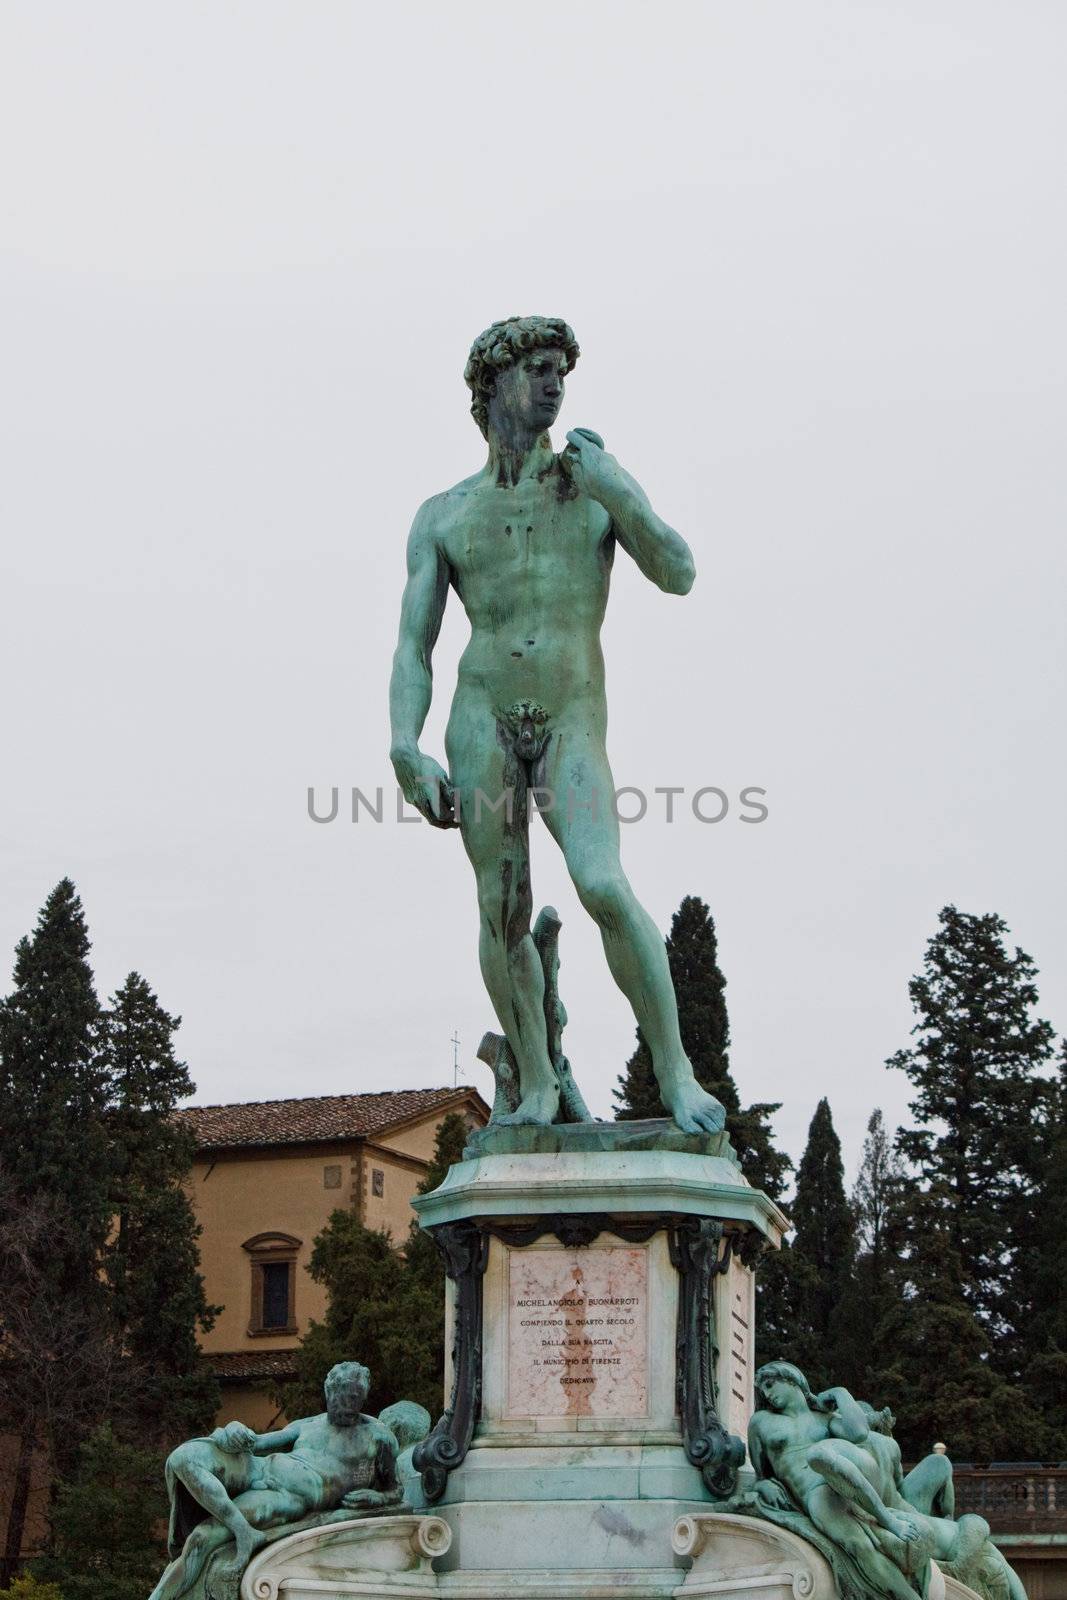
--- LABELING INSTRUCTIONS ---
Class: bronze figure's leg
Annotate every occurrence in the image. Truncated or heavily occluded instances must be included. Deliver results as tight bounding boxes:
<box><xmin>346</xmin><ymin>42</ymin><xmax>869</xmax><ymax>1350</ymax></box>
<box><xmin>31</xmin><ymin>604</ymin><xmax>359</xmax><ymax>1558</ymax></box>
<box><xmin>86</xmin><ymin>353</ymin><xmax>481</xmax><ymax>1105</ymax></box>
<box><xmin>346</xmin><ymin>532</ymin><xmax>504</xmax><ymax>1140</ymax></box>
<box><xmin>539</xmin><ymin>716</ymin><xmax>725</xmax><ymax>1134</ymax></box>
<box><xmin>448</xmin><ymin>704</ymin><xmax>559</xmax><ymax>1123</ymax></box>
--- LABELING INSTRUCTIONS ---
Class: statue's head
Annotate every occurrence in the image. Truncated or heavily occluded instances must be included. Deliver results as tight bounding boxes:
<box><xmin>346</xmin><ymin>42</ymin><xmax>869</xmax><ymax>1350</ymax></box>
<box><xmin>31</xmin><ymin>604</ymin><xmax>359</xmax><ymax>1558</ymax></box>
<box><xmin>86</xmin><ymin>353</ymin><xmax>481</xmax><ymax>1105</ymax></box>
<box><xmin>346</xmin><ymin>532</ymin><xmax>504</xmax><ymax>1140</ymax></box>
<box><xmin>464</xmin><ymin>316</ymin><xmax>580</xmax><ymax>441</ymax></box>
<box><xmin>323</xmin><ymin>1361</ymin><xmax>370</xmax><ymax>1426</ymax></box>
<box><xmin>378</xmin><ymin>1399</ymin><xmax>432</xmax><ymax>1451</ymax></box>
<box><xmin>754</xmin><ymin>1361</ymin><xmax>826</xmax><ymax>1414</ymax></box>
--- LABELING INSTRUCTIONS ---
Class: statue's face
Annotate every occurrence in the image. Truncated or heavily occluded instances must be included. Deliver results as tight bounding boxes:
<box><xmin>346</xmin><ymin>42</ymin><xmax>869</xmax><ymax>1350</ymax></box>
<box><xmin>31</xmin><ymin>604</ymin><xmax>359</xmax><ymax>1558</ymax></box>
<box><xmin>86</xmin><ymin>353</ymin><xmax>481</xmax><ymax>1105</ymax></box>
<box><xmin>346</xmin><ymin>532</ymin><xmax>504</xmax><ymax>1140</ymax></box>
<box><xmin>325</xmin><ymin>1365</ymin><xmax>369</xmax><ymax>1424</ymax></box>
<box><xmin>764</xmin><ymin>1377</ymin><xmax>798</xmax><ymax>1410</ymax></box>
<box><xmin>488</xmin><ymin>346</ymin><xmax>567</xmax><ymax>437</ymax></box>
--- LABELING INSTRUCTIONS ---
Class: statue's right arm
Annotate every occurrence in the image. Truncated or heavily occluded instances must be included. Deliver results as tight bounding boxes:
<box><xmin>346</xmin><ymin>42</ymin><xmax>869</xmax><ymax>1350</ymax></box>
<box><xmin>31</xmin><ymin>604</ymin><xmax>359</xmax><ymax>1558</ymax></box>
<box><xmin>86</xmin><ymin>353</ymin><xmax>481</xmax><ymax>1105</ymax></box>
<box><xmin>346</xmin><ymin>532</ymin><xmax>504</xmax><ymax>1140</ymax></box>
<box><xmin>747</xmin><ymin>1414</ymin><xmax>770</xmax><ymax>1481</ymax></box>
<box><xmin>388</xmin><ymin>501</ymin><xmax>456</xmax><ymax>829</ymax></box>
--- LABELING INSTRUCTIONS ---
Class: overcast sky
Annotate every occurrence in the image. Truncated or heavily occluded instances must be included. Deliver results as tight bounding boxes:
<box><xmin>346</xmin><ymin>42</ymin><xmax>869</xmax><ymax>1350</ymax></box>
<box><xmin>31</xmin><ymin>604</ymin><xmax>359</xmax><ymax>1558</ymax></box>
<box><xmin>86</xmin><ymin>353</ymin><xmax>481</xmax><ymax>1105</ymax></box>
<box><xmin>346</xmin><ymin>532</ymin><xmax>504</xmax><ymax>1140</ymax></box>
<box><xmin>2</xmin><ymin>1</ymin><xmax>1064</xmax><ymax>1185</ymax></box>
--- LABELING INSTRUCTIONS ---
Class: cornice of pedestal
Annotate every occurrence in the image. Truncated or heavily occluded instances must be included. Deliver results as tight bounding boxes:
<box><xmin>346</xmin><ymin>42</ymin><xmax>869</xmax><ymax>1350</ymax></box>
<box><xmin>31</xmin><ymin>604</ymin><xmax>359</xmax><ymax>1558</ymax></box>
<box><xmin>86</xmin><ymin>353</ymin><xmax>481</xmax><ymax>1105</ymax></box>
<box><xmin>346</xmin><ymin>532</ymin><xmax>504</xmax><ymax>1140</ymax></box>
<box><xmin>411</xmin><ymin>1149</ymin><xmax>788</xmax><ymax>1247</ymax></box>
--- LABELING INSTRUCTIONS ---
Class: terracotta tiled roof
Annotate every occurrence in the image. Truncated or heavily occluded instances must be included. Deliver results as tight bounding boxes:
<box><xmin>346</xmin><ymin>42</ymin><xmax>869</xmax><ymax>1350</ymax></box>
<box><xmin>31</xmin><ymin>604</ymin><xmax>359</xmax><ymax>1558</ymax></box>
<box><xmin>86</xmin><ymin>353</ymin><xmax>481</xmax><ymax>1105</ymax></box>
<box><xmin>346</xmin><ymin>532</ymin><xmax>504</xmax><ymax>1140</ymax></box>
<box><xmin>176</xmin><ymin>1086</ymin><xmax>485</xmax><ymax>1152</ymax></box>
<box><xmin>204</xmin><ymin>1350</ymin><xmax>299</xmax><ymax>1382</ymax></box>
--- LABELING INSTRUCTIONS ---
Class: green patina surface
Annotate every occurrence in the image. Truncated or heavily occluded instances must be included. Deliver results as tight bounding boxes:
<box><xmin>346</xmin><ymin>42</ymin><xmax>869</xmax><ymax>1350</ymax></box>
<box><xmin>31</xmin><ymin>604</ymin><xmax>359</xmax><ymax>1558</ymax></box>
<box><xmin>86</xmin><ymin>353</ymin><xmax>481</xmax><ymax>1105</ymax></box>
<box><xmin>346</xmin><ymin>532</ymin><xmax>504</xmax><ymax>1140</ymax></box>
<box><xmin>721</xmin><ymin>1361</ymin><xmax>1030</xmax><ymax>1600</ymax></box>
<box><xmin>463</xmin><ymin>1117</ymin><xmax>740</xmax><ymax>1163</ymax></box>
<box><xmin>389</xmin><ymin>315</ymin><xmax>724</xmax><ymax>1138</ymax></box>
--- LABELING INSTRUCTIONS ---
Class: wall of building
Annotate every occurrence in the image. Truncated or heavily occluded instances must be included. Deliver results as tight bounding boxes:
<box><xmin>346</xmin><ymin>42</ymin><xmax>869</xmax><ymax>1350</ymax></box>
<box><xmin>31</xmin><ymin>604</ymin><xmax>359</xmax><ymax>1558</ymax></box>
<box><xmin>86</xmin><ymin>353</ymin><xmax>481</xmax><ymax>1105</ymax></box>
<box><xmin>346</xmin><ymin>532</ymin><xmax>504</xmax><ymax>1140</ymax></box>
<box><xmin>359</xmin><ymin>1142</ymin><xmax>433</xmax><ymax>1241</ymax></box>
<box><xmin>191</xmin><ymin>1140</ymin><xmax>359</xmax><ymax>1354</ymax></box>
<box><xmin>216</xmin><ymin>1385</ymin><xmax>288</xmax><ymax>1433</ymax></box>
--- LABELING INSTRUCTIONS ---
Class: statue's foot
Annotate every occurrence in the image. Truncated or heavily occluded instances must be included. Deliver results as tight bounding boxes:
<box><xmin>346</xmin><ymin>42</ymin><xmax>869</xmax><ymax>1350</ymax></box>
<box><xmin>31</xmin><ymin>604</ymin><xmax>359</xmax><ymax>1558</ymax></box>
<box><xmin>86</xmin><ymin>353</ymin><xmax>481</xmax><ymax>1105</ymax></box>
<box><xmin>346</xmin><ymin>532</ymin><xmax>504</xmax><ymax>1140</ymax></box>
<box><xmin>495</xmin><ymin>1083</ymin><xmax>560</xmax><ymax>1126</ymax></box>
<box><xmin>886</xmin><ymin>1511</ymin><xmax>934</xmax><ymax>1560</ymax></box>
<box><xmin>227</xmin><ymin>1527</ymin><xmax>267</xmax><ymax>1576</ymax></box>
<box><xmin>663</xmin><ymin>1079</ymin><xmax>726</xmax><ymax>1136</ymax></box>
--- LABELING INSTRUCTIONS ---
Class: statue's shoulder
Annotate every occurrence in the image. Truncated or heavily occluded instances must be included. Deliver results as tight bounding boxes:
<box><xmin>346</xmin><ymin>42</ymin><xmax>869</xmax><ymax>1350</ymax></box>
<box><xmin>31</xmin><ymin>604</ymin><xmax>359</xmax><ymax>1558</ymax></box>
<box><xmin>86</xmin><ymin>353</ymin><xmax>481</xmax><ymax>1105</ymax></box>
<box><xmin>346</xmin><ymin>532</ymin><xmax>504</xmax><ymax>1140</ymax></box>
<box><xmin>424</xmin><ymin>473</ymin><xmax>485</xmax><ymax>518</ymax></box>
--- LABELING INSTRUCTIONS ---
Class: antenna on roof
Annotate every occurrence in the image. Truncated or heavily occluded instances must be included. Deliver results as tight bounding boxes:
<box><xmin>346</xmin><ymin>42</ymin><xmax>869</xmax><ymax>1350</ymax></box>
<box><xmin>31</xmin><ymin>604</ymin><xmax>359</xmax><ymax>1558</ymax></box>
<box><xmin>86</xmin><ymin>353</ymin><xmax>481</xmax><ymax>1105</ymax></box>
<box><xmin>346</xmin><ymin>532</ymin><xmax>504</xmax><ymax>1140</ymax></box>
<box><xmin>450</xmin><ymin>1029</ymin><xmax>460</xmax><ymax>1088</ymax></box>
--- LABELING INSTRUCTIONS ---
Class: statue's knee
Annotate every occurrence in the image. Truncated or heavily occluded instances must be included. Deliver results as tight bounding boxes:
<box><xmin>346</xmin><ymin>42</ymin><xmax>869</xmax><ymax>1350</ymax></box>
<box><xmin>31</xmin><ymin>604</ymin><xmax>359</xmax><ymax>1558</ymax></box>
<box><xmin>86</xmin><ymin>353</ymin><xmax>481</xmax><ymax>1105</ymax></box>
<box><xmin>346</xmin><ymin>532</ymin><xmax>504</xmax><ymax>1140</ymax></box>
<box><xmin>807</xmin><ymin>1443</ymin><xmax>837</xmax><ymax>1477</ymax></box>
<box><xmin>575</xmin><ymin>869</ymin><xmax>627</xmax><ymax>926</ymax></box>
<box><xmin>166</xmin><ymin>1440</ymin><xmax>202</xmax><ymax>1478</ymax></box>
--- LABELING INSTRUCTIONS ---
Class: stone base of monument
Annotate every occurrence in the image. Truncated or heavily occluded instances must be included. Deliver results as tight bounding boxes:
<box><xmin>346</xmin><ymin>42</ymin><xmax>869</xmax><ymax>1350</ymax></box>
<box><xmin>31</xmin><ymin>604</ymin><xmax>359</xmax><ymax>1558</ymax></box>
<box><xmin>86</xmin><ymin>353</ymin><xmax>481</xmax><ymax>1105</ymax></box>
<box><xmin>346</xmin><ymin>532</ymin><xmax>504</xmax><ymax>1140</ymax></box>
<box><xmin>238</xmin><ymin>1124</ymin><xmax>817</xmax><ymax>1600</ymax></box>
<box><xmin>239</xmin><ymin>1508</ymin><xmax>981</xmax><ymax>1600</ymax></box>
<box><xmin>235</xmin><ymin>1129</ymin><xmax>989</xmax><ymax>1600</ymax></box>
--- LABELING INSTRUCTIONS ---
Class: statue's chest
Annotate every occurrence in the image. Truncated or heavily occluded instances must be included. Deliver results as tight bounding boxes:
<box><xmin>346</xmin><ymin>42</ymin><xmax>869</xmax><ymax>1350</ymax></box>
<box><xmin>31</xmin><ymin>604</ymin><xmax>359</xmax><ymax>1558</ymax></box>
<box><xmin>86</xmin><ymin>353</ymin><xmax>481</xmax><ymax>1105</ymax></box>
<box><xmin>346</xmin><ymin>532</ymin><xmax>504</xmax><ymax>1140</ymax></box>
<box><xmin>447</xmin><ymin>490</ymin><xmax>603</xmax><ymax>586</ymax></box>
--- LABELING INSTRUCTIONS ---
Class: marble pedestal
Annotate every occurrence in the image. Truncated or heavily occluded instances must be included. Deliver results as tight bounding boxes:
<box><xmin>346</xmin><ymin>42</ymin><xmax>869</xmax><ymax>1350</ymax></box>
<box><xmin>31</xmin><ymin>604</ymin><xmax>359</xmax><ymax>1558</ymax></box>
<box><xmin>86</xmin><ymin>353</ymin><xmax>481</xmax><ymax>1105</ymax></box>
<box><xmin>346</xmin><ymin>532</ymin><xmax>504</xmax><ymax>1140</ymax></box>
<box><xmin>242</xmin><ymin>1123</ymin><xmax>791</xmax><ymax>1600</ymax></box>
<box><xmin>405</xmin><ymin>1124</ymin><xmax>787</xmax><ymax>1579</ymax></box>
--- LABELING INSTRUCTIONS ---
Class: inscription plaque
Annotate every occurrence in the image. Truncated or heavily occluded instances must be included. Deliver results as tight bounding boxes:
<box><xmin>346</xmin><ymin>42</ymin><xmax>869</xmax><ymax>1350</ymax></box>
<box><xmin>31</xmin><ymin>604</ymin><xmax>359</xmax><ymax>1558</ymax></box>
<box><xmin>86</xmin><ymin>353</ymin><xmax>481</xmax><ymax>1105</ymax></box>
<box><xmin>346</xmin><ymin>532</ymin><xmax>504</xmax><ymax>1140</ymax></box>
<box><xmin>506</xmin><ymin>1245</ymin><xmax>649</xmax><ymax>1419</ymax></box>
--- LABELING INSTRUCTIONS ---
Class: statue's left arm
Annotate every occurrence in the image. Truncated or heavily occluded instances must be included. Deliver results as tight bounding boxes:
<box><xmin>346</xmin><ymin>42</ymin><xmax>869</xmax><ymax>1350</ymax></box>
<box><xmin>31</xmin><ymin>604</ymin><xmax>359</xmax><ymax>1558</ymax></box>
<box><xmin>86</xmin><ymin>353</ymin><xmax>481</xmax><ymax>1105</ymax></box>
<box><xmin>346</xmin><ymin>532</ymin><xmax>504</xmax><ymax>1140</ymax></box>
<box><xmin>250</xmin><ymin>1422</ymin><xmax>301</xmax><ymax>1454</ymax></box>
<box><xmin>563</xmin><ymin>428</ymin><xmax>695</xmax><ymax>595</ymax></box>
<box><xmin>817</xmin><ymin>1387</ymin><xmax>870</xmax><ymax>1446</ymax></box>
<box><xmin>341</xmin><ymin>1431</ymin><xmax>401</xmax><ymax>1509</ymax></box>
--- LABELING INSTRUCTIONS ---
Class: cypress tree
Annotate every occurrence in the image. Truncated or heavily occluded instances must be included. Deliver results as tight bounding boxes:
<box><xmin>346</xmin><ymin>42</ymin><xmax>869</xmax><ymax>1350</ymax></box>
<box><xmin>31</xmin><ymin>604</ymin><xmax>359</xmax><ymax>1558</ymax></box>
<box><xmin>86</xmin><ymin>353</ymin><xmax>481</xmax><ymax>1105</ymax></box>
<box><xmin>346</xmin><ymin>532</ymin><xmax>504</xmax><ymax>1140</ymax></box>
<box><xmin>285</xmin><ymin>1112</ymin><xmax>471</xmax><ymax>1424</ymax></box>
<box><xmin>1011</xmin><ymin>1041</ymin><xmax>1067</xmax><ymax>1453</ymax></box>
<box><xmin>0</xmin><ymin>880</ymin><xmax>111</xmax><ymax>1295</ymax></box>
<box><xmin>779</xmin><ymin>1098</ymin><xmax>856</xmax><ymax>1386</ymax></box>
<box><xmin>33</xmin><ymin>1426</ymin><xmax>166</xmax><ymax>1600</ymax></box>
<box><xmin>102</xmin><ymin>973</ymin><xmax>219</xmax><ymax>1442</ymax></box>
<box><xmin>615</xmin><ymin>896</ymin><xmax>789</xmax><ymax>1197</ymax></box>
<box><xmin>282</xmin><ymin>1217</ymin><xmax>410</xmax><ymax>1420</ymax></box>
<box><xmin>889</xmin><ymin>905</ymin><xmax>1055</xmax><ymax>1341</ymax></box>
<box><xmin>836</xmin><ymin>1110</ymin><xmax>908</xmax><ymax>1398</ymax></box>
<box><xmin>397</xmin><ymin>1111</ymin><xmax>472</xmax><ymax>1416</ymax></box>
<box><xmin>0</xmin><ymin>882</ymin><xmax>113</xmax><ymax>1584</ymax></box>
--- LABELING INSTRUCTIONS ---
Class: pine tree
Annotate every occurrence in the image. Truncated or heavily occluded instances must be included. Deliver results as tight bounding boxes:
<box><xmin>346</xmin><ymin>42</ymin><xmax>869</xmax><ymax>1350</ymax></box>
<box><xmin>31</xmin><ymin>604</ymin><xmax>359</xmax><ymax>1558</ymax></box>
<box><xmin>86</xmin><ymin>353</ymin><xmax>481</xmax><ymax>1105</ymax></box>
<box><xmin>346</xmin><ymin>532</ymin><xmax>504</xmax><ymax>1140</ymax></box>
<box><xmin>614</xmin><ymin>897</ymin><xmax>789</xmax><ymax>1197</ymax></box>
<box><xmin>0</xmin><ymin>882</ymin><xmax>113</xmax><ymax>1585</ymax></box>
<box><xmin>777</xmin><ymin>1098</ymin><xmax>856</xmax><ymax>1386</ymax></box>
<box><xmin>869</xmin><ymin>1181</ymin><xmax>1047</xmax><ymax>1462</ymax></box>
<box><xmin>889</xmin><ymin>906</ymin><xmax>1056</xmax><ymax>1341</ymax></box>
<box><xmin>101</xmin><ymin>973</ymin><xmax>219</xmax><ymax>1443</ymax></box>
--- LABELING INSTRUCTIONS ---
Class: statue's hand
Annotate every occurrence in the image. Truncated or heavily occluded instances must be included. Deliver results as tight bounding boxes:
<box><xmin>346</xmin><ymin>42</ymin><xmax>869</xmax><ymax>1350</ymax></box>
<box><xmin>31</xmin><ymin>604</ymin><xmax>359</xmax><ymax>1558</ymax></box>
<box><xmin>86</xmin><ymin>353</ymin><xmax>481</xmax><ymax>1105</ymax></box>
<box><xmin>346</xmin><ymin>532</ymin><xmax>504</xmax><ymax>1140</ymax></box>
<box><xmin>391</xmin><ymin>749</ymin><xmax>457</xmax><ymax>830</ymax></box>
<box><xmin>216</xmin><ymin>1422</ymin><xmax>258</xmax><ymax>1454</ymax></box>
<box><xmin>753</xmin><ymin>1477</ymin><xmax>794</xmax><ymax>1511</ymax></box>
<box><xmin>563</xmin><ymin>428</ymin><xmax>639</xmax><ymax>516</ymax></box>
<box><xmin>341</xmin><ymin>1488</ymin><xmax>383</xmax><ymax>1508</ymax></box>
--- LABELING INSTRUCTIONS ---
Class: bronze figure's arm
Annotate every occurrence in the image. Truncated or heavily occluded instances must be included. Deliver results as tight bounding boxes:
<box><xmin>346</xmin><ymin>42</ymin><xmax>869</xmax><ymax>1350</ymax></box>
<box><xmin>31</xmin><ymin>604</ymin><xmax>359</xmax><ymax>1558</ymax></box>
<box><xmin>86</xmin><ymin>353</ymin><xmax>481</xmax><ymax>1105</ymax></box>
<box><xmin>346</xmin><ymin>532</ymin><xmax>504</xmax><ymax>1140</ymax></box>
<box><xmin>388</xmin><ymin>500</ymin><xmax>456</xmax><ymax>827</ymax></box>
<box><xmin>564</xmin><ymin>428</ymin><xmax>696</xmax><ymax>596</ymax></box>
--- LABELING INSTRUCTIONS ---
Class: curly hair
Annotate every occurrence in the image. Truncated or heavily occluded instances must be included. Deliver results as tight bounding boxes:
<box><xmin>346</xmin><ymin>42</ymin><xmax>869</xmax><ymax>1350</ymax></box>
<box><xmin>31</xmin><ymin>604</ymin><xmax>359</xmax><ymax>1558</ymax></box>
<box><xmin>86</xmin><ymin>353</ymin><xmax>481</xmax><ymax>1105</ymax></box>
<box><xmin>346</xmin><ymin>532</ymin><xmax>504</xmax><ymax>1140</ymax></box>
<box><xmin>464</xmin><ymin>315</ymin><xmax>580</xmax><ymax>438</ymax></box>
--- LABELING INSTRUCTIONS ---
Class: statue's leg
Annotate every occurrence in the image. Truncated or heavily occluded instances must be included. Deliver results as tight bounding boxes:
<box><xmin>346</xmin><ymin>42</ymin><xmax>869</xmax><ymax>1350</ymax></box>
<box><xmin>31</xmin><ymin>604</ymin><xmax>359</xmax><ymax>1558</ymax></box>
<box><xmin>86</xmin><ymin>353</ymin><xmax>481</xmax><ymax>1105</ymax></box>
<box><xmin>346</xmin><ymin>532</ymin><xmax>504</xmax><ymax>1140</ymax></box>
<box><xmin>538</xmin><ymin>720</ymin><xmax>724</xmax><ymax>1134</ymax></box>
<box><xmin>148</xmin><ymin>1520</ymin><xmax>231</xmax><ymax>1600</ymax></box>
<box><xmin>232</xmin><ymin>1487</ymin><xmax>308</xmax><ymax>1528</ymax></box>
<box><xmin>165</xmin><ymin>1444</ymin><xmax>265</xmax><ymax>1572</ymax></box>
<box><xmin>806</xmin><ymin>1483</ymin><xmax>924</xmax><ymax>1600</ymax></box>
<box><xmin>448</xmin><ymin>709</ymin><xmax>558</xmax><ymax>1122</ymax></box>
<box><xmin>902</xmin><ymin>1453</ymin><xmax>954</xmax><ymax>1519</ymax></box>
<box><xmin>808</xmin><ymin>1441</ymin><xmax>934</xmax><ymax>1552</ymax></box>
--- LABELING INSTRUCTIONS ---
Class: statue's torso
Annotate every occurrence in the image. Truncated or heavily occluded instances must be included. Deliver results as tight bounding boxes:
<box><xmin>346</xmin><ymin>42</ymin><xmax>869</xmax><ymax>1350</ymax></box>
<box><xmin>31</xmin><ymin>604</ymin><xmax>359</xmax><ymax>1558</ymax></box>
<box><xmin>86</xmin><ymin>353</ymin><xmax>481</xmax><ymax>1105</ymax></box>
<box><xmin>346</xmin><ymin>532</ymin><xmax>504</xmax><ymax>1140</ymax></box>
<box><xmin>257</xmin><ymin>1414</ymin><xmax>380</xmax><ymax>1506</ymax></box>
<box><xmin>756</xmin><ymin>1409</ymin><xmax>834</xmax><ymax>1497</ymax></box>
<box><xmin>433</xmin><ymin>463</ymin><xmax>613</xmax><ymax>717</ymax></box>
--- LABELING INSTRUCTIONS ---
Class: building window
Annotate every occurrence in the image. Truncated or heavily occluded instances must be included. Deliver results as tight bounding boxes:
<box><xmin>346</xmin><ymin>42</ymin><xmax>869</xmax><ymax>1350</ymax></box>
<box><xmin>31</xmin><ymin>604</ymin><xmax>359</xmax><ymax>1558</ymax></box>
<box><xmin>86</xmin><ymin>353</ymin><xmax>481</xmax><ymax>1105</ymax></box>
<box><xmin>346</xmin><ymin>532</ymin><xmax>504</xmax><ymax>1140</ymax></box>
<box><xmin>323</xmin><ymin>1164</ymin><xmax>342</xmax><ymax>1189</ymax></box>
<box><xmin>242</xmin><ymin>1232</ymin><xmax>301</xmax><ymax>1336</ymax></box>
<box><xmin>261</xmin><ymin>1261</ymin><xmax>292</xmax><ymax>1329</ymax></box>
<box><xmin>371</xmin><ymin>1168</ymin><xmax>385</xmax><ymax>1197</ymax></box>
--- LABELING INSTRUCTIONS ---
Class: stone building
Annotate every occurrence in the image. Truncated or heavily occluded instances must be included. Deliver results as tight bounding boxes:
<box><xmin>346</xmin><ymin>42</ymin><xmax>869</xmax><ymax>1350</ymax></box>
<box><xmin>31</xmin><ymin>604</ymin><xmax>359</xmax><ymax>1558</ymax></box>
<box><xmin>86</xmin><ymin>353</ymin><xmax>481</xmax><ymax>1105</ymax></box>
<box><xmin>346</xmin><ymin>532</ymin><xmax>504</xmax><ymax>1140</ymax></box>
<box><xmin>176</xmin><ymin>1084</ymin><xmax>489</xmax><ymax>1428</ymax></box>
